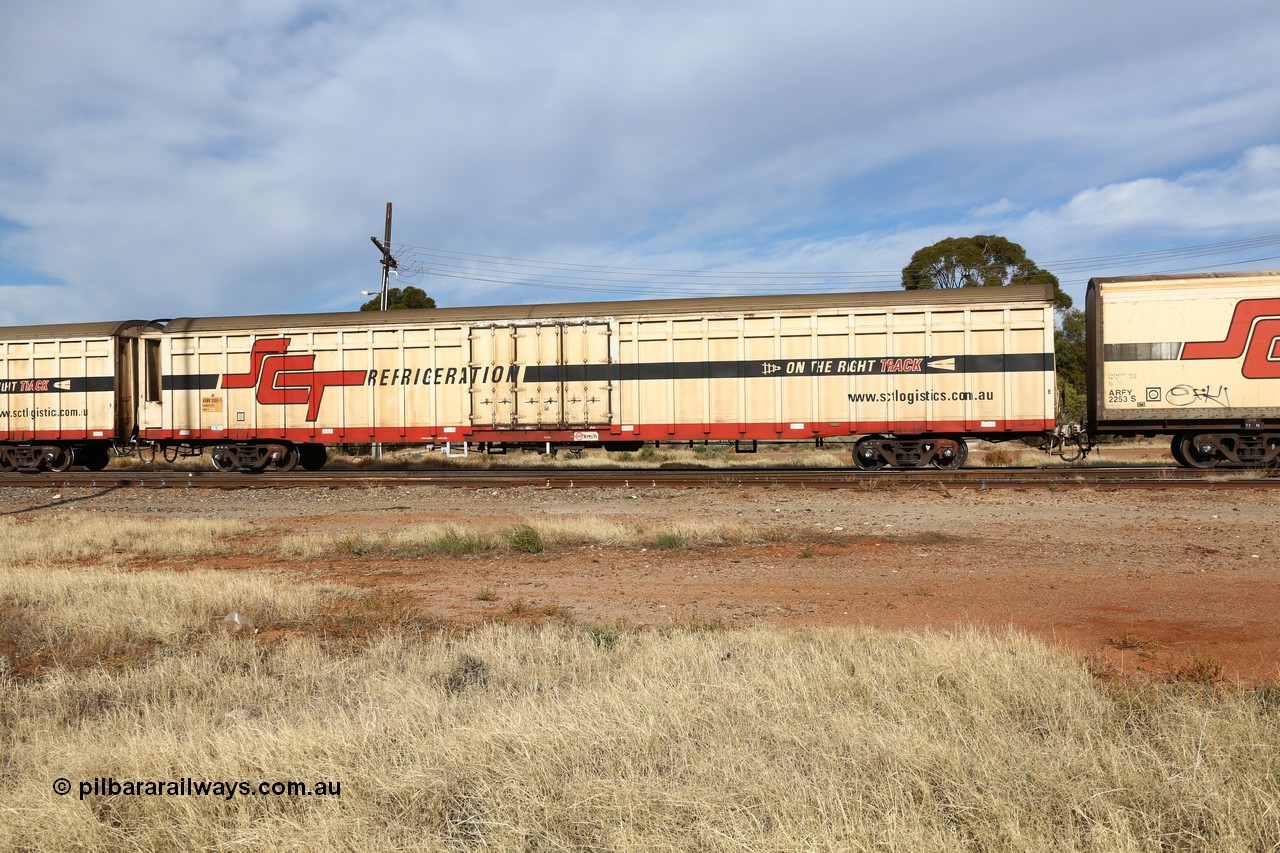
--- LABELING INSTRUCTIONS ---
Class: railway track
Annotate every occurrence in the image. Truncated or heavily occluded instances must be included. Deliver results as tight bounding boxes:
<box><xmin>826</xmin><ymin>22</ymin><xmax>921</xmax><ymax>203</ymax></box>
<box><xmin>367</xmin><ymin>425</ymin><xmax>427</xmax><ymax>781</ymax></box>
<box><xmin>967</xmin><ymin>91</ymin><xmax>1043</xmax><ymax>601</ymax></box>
<box><xmin>1</xmin><ymin>466</ymin><xmax>1277</xmax><ymax>490</ymax></box>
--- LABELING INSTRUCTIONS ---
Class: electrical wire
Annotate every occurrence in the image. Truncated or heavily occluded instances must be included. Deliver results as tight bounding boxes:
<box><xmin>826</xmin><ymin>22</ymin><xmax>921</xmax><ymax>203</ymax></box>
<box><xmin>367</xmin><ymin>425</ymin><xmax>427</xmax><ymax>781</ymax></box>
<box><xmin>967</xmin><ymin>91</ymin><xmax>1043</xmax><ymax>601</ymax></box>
<box><xmin>381</xmin><ymin>233</ymin><xmax>1280</xmax><ymax>299</ymax></box>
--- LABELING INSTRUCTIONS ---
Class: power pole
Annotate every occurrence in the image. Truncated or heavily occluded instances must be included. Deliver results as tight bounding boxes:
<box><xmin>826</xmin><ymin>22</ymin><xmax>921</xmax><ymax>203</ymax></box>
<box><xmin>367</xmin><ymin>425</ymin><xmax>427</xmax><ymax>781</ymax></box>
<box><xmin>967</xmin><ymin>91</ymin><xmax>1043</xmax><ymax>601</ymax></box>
<box><xmin>367</xmin><ymin>202</ymin><xmax>395</xmax><ymax>460</ymax></box>
<box><xmin>369</xmin><ymin>202</ymin><xmax>396</xmax><ymax>311</ymax></box>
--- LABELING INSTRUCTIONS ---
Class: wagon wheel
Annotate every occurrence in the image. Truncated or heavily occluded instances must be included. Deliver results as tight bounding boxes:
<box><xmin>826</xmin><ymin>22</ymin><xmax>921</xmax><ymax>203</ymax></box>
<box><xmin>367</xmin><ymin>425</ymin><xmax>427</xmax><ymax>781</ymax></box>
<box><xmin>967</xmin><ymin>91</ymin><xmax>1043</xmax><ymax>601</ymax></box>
<box><xmin>931</xmin><ymin>437</ymin><xmax>969</xmax><ymax>469</ymax></box>
<box><xmin>1169</xmin><ymin>434</ymin><xmax>1189</xmax><ymax>467</ymax></box>
<box><xmin>273</xmin><ymin>443</ymin><xmax>301</xmax><ymax>472</ymax></box>
<box><xmin>211</xmin><ymin>447</ymin><xmax>238</xmax><ymax>472</ymax></box>
<box><xmin>77</xmin><ymin>445</ymin><xmax>111</xmax><ymax>471</ymax></box>
<box><xmin>44</xmin><ymin>446</ymin><xmax>73</xmax><ymax>473</ymax></box>
<box><xmin>852</xmin><ymin>436</ymin><xmax>888</xmax><ymax>470</ymax></box>
<box><xmin>299</xmin><ymin>443</ymin><xmax>328</xmax><ymax>471</ymax></box>
<box><xmin>0</xmin><ymin>447</ymin><xmax>14</xmax><ymax>472</ymax></box>
<box><xmin>1177</xmin><ymin>434</ymin><xmax>1220</xmax><ymax>469</ymax></box>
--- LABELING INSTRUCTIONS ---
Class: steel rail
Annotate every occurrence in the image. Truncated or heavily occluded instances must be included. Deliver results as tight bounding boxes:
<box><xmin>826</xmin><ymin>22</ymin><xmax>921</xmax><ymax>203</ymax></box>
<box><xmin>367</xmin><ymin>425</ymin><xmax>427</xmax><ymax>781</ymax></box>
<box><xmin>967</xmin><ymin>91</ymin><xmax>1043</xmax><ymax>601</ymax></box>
<box><xmin>1</xmin><ymin>466</ymin><xmax>1276</xmax><ymax>490</ymax></box>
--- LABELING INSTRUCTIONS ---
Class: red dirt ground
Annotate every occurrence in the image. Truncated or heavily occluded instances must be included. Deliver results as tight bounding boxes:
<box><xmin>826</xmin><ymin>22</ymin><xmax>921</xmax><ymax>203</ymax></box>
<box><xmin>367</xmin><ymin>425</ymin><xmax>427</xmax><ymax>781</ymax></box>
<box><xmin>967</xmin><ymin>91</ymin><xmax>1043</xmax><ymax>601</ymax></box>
<box><xmin>10</xmin><ymin>479</ymin><xmax>1280</xmax><ymax>683</ymax></box>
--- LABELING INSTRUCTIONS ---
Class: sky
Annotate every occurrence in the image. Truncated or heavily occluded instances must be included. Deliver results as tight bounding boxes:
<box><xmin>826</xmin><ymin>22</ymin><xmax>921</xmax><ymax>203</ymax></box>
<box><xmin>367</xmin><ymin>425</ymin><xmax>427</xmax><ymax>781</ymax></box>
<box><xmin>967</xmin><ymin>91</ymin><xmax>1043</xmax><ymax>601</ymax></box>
<box><xmin>2</xmin><ymin>0</ymin><xmax>1279</xmax><ymax>326</ymax></box>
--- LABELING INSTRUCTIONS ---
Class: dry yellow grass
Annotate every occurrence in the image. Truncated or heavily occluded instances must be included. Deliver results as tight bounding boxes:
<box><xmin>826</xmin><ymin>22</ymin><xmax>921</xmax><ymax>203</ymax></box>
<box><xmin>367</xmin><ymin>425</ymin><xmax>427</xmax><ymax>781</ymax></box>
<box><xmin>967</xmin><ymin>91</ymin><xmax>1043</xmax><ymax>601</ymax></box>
<box><xmin>0</xmin><ymin>566</ymin><xmax>343</xmax><ymax>675</ymax></box>
<box><xmin>0</xmin><ymin>515</ymin><xmax>250</xmax><ymax>567</ymax></box>
<box><xmin>2</xmin><ymin>568</ymin><xmax>1279</xmax><ymax>851</ymax></box>
<box><xmin>977</xmin><ymin>444</ymin><xmax>1028</xmax><ymax>466</ymax></box>
<box><xmin>274</xmin><ymin>517</ymin><xmax>774</xmax><ymax>560</ymax></box>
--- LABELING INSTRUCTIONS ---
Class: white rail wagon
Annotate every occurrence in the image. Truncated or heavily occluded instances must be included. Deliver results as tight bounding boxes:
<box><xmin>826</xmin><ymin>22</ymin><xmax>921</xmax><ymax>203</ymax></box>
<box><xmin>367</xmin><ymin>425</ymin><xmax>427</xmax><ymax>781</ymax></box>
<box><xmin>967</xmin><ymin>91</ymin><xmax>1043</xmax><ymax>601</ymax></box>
<box><xmin>137</xmin><ymin>286</ymin><xmax>1057</xmax><ymax>471</ymax></box>
<box><xmin>0</xmin><ymin>320</ymin><xmax>152</xmax><ymax>471</ymax></box>
<box><xmin>1087</xmin><ymin>271</ymin><xmax>1280</xmax><ymax>467</ymax></box>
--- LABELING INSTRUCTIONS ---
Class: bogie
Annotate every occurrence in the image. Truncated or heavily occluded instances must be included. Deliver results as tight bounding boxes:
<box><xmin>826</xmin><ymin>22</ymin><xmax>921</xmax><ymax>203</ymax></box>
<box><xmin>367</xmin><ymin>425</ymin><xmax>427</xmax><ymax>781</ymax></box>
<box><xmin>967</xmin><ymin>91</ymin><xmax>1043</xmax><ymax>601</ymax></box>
<box><xmin>208</xmin><ymin>442</ymin><xmax>300</xmax><ymax>473</ymax></box>
<box><xmin>0</xmin><ymin>444</ymin><xmax>79</xmax><ymax>473</ymax></box>
<box><xmin>853</xmin><ymin>435</ymin><xmax>969</xmax><ymax>470</ymax></box>
<box><xmin>1171</xmin><ymin>432</ymin><xmax>1280</xmax><ymax>469</ymax></box>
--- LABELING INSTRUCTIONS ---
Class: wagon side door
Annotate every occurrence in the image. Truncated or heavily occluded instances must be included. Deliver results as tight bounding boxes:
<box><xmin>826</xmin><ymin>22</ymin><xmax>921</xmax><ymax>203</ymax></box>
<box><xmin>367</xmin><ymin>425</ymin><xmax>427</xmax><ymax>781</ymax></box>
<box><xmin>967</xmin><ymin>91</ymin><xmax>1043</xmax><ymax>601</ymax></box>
<box><xmin>558</xmin><ymin>321</ymin><xmax>613</xmax><ymax>427</ymax></box>
<box><xmin>468</xmin><ymin>321</ymin><xmax>614</xmax><ymax>429</ymax></box>
<box><xmin>467</xmin><ymin>324</ymin><xmax>520</xmax><ymax>428</ymax></box>
<box><xmin>115</xmin><ymin>335</ymin><xmax>138</xmax><ymax>437</ymax></box>
<box><xmin>468</xmin><ymin>323</ymin><xmax>562</xmax><ymax>428</ymax></box>
<box><xmin>137</xmin><ymin>335</ymin><xmax>165</xmax><ymax>435</ymax></box>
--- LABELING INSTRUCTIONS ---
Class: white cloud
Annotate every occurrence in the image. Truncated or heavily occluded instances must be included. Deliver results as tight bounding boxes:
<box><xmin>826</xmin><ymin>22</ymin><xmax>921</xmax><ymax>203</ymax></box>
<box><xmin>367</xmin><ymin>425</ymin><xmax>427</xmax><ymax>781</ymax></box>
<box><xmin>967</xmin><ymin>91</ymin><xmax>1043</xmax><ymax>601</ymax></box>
<box><xmin>1045</xmin><ymin>146</ymin><xmax>1280</xmax><ymax>234</ymax></box>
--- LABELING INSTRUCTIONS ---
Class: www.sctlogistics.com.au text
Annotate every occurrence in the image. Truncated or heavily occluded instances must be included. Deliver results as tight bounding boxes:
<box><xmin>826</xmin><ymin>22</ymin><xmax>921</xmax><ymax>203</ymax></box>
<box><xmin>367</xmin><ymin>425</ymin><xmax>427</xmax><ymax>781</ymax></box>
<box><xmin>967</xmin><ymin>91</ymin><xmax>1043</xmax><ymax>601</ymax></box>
<box><xmin>0</xmin><ymin>407</ymin><xmax>84</xmax><ymax>418</ymax></box>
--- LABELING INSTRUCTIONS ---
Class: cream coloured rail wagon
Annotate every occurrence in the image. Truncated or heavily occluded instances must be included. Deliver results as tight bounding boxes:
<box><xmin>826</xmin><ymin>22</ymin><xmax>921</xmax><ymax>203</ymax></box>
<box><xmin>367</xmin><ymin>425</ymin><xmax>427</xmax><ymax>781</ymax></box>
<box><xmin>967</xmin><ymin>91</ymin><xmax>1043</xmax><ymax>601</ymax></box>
<box><xmin>135</xmin><ymin>286</ymin><xmax>1057</xmax><ymax>471</ymax></box>
<box><xmin>0</xmin><ymin>320</ymin><xmax>154</xmax><ymax>472</ymax></box>
<box><xmin>1087</xmin><ymin>271</ymin><xmax>1280</xmax><ymax>467</ymax></box>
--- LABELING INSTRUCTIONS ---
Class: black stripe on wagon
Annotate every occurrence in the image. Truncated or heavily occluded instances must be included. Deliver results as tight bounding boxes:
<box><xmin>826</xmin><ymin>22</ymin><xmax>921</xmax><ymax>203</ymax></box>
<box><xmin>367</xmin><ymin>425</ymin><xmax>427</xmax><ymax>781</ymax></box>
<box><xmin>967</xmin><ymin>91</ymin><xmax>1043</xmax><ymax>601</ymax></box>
<box><xmin>958</xmin><ymin>354</ymin><xmax>1055</xmax><ymax>373</ymax></box>
<box><xmin>523</xmin><ymin>353</ymin><xmax>1054</xmax><ymax>383</ymax></box>
<box><xmin>1103</xmin><ymin>342</ymin><xmax>1182</xmax><ymax>361</ymax></box>
<box><xmin>0</xmin><ymin>376</ymin><xmax>115</xmax><ymax>394</ymax></box>
<box><xmin>163</xmin><ymin>374</ymin><xmax>221</xmax><ymax>391</ymax></box>
<box><xmin>161</xmin><ymin>354</ymin><xmax>1055</xmax><ymax>391</ymax></box>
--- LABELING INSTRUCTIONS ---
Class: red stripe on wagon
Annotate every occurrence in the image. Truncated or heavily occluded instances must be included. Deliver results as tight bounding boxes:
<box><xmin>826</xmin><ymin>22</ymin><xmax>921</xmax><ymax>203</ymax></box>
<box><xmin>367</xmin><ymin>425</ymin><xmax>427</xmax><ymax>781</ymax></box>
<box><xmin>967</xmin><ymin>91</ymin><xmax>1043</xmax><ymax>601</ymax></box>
<box><xmin>138</xmin><ymin>420</ymin><xmax>1054</xmax><ymax>445</ymax></box>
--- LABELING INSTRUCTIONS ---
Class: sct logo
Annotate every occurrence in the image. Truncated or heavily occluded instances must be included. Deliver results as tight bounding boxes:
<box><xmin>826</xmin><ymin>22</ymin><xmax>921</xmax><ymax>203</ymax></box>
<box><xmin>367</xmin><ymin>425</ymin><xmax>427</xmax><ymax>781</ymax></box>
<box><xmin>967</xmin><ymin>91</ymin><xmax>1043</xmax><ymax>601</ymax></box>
<box><xmin>1182</xmin><ymin>298</ymin><xmax>1280</xmax><ymax>379</ymax></box>
<box><xmin>222</xmin><ymin>338</ymin><xmax>365</xmax><ymax>421</ymax></box>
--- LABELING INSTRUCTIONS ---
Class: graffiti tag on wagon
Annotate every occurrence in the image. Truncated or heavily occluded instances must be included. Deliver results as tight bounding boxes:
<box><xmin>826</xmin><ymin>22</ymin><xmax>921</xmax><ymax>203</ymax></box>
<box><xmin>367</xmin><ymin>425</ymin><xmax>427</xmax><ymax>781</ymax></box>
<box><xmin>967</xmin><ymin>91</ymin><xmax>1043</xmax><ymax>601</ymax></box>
<box><xmin>1165</xmin><ymin>384</ymin><xmax>1231</xmax><ymax>407</ymax></box>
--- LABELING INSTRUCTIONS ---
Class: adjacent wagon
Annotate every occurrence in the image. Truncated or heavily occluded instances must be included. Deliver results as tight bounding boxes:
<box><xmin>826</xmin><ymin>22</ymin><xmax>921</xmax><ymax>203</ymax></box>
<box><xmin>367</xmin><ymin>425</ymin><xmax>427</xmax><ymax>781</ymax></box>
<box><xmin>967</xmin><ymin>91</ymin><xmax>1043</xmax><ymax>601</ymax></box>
<box><xmin>0</xmin><ymin>320</ymin><xmax>155</xmax><ymax>471</ymax></box>
<box><xmin>1087</xmin><ymin>271</ymin><xmax>1280</xmax><ymax>467</ymax></box>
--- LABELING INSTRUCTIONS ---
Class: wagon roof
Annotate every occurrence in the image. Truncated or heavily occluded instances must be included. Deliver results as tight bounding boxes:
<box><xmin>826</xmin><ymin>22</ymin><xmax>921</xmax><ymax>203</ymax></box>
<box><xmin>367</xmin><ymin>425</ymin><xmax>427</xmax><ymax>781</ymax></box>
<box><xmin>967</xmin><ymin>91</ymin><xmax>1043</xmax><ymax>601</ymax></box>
<box><xmin>0</xmin><ymin>319</ymin><xmax>159</xmax><ymax>341</ymax></box>
<box><xmin>158</xmin><ymin>284</ymin><xmax>1054</xmax><ymax>334</ymax></box>
<box><xmin>1088</xmin><ymin>270</ymin><xmax>1280</xmax><ymax>286</ymax></box>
